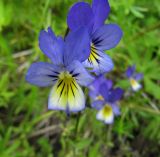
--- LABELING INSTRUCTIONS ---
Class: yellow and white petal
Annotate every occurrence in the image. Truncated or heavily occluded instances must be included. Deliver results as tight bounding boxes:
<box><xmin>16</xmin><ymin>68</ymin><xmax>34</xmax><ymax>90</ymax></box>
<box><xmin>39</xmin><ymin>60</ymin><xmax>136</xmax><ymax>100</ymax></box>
<box><xmin>96</xmin><ymin>104</ymin><xmax>114</xmax><ymax>124</ymax></box>
<box><xmin>67</xmin><ymin>80</ymin><xmax>85</xmax><ymax>112</ymax></box>
<box><xmin>130</xmin><ymin>78</ymin><xmax>142</xmax><ymax>91</ymax></box>
<box><xmin>48</xmin><ymin>71</ymin><xmax>85</xmax><ymax>112</ymax></box>
<box><xmin>48</xmin><ymin>79</ymin><xmax>68</xmax><ymax>111</ymax></box>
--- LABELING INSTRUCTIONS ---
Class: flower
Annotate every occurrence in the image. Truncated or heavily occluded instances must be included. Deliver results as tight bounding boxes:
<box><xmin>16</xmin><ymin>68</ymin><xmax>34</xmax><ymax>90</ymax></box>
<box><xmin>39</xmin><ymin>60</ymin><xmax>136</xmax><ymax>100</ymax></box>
<box><xmin>67</xmin><ymin>0</ymin><xmax>123</xmax><ymax>74</ymax></box>
<box><xmin>26</xmin><ymin>27</ymin><xmax>94</xmax><ymax>113</ymax></box>
<box><xmin>126</xmin><ymin>65</ymin><xmax>143</xmax><ymax>91</ymax></box>
<box><xmin>89</xmin><ymin>75</ymin><xmax>124</xmax><ymax>124</ymax></box>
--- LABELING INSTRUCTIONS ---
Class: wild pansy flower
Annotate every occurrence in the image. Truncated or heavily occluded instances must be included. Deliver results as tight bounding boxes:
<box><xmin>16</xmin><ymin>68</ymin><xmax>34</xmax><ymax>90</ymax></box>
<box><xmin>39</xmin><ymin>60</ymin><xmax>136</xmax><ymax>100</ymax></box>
<box><xmin>126</xmin><ymin>65</ymin><xmax>143</xmax><ymax>91</ymax></box>
<box><xmin>89</xmin><ymin>75</ymin><xmax>124</xmax><ymax>124</ymax></box>
<box><xmin>67</xmin><ymin>0</ymin><xmax>123</xmax><ymax>74</ymax></box>
<box><xmin>26</xmin><ymin>27</ymin><xmax>94</xmax><ymax>113</ymax></box>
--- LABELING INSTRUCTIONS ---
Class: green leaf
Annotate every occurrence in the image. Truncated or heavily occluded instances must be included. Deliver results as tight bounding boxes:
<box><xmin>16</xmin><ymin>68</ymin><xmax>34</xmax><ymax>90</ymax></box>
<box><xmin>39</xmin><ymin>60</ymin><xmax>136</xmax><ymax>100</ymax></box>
<box><xmin>145</xmin><ymin>78</ymin><xmax>160</xmax><ymax>99</ymax></box>
<box><xmin>88</xmin><ymin>143</ymin><xmax>101</xmax><ymax>157</ymax></box>
<box><xmin>131</xmin><ymin>6</ymin><xmax>145</xmax><ymax>18</ymax></box>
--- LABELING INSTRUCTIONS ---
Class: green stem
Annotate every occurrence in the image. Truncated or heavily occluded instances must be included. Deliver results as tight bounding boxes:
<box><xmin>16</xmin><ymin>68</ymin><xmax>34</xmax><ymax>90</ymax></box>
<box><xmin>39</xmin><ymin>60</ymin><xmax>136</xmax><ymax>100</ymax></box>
<box><xmin>73</xmin><ymin>113</ymin><xmax>81</xmax><ymax>156</ymax></box>
<box><xmin>74</xmin><ymin>112</ymin><xmax>81</xmax><ymax>137</ymax></box>
<box><xmin>128</xmin><ymin>104</ymin><xmax>160</xmax><ymax>115</ymax></box>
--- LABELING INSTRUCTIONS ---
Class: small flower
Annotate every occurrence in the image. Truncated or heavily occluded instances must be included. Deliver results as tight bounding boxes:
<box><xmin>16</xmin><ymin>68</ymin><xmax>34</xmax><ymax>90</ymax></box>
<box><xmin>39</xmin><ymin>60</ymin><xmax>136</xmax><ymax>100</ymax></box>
<box><xmin>89</xmin><ymin>75</ymin><xmax>124</xmax><ymax>124</ymax></box>
<box><xmin>67</xmin><ymin>0</ymin><xmax>123</xmax><ymax>74</ymax></box>
<box><xmin>126</xmin><ymin>65</ymin><xmax>143</xmax><ymax>91</ymax></box>
<box><xmin>26</xmin><ymin>27</ymin><xmax>94</xmax><ymax>113</ymax></box>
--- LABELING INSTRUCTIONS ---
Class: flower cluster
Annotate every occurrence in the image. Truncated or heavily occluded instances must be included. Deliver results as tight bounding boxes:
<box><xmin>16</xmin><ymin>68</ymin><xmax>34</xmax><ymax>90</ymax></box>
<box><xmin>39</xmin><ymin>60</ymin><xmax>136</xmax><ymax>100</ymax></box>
<box><xmin>89</xmin><ymin>75</ymin><xmax>124</xmax><ymax>124</ymax></box>
<box><xmin>26</xmin><ymin>0</ymin><xmax>143</xmax><ymax>124</ymax></box>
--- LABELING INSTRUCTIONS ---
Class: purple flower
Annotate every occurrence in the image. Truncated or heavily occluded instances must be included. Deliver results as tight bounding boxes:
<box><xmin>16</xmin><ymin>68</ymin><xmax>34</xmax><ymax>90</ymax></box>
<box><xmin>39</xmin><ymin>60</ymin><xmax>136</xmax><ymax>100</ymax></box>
<box><xmin>67</xmin><ymin>0</ymin><xmax>123</xmax><ymax>74</ymax></box>
<box><xmin>89</xmin><ymin>75</ymin><xmax>124</xmax><ymax>124</ymax></box>
<box><xmin>126</xmin><ymin>65</ymin><xmax>143</xmax><ymax>91</ymax></box>
<box><xmin>26</xmin><ymin>27</ymin><xmax>94</xmax><ymax>113</ymax></box>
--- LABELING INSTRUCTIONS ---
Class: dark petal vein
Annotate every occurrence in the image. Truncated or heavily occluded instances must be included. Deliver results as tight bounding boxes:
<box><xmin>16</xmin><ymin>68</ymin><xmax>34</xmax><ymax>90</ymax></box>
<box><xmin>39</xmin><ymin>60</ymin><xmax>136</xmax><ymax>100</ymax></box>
<box><xmin>59</xmin><ymin>82</ymin><xmax>65</xmax><ymax>98</ymax></box>
<box><xmin>57</xmin><ymin>80</ymin><xmax>63</xmax><ymax>88</ymax></box>
<box><xmin>70</xmin><ymin>83</ymin><xmax>75</xmax><ymax>98</ymax></box>
<box><xmin>72</xmin><ymin>73</ymin><xmax>80</xmax><ymax>77</ymax></box>
<box><xmin>47</xmin><ymin>74</ymin><xmax>58</xmax><ymax>78</ymax></box>
<box><xmin>72</xmin><ymin>81</ymin><xmax>78</xmax><ymax>90</ymax></box>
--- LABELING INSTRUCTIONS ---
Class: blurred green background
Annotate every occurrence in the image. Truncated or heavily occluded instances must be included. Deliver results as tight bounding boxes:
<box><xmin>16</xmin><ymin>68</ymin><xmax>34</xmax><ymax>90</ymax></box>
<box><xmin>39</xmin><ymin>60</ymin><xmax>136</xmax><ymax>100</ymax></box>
<box><xmin>0</xmin><ymin>0</ymin><xmax>160</xmax><ymax>157</ymax></box>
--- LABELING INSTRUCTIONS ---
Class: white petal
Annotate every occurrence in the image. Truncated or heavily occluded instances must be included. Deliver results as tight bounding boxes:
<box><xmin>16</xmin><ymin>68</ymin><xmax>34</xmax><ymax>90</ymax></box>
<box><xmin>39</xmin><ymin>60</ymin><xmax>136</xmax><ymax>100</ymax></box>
<box><xmin>104</xmin><ymin>114</ymin><xmax>114</xmax><ymax>124</ymax></box>
<box><xmin>130</xmin><ymin>78</ymin><xmax>142</xmax><ymax>91</ymax></box>
<box><xmin>67</xmin><ymin>80</ymin><xmax>85</xmax><ymax>112</ymax></box>
<box><xmin>48</xmin><ymin>80</ymin><xmax>67</xmax><ymax>111</ymax></box>
<box><xmin>96</xmin><ymin>104</ymin><xmax>114</xmax><ymax>124</ymax></box>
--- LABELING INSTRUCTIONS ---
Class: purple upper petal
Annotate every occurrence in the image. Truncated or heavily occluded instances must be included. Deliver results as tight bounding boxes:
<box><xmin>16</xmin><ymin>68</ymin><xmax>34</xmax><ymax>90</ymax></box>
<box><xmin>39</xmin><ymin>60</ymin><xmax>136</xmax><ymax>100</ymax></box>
<box><xmin>26</xmin><ymin>62</ymin><xmax>61</xmax><ymax>87</ymax></box>
<box><xmin>39</xmin><ymin>27</ymin><xmax>64</xmax><ymax>65</ymax></box>
<box><xmin>67</xmin><ymin>2</ymin><xmax>94</xmax><ymax>33</ymax></box>
<box><xmin>89</xmin><ymin>75</ymin><xmax>106</xmax><ymax>100</ymax></box>
<box><xmin>108</xmin><ymin>88</ymin><xmax>124</xmax><ymax>103</ymax></box>
<box><xmin>89</xmin><ymin>75</ymin><xmax>113</xmax><ymax>98</ymax></box>
<box><xmin>92</xmin><ymin>0</ymin><xmax>110</xmax><ymax>32</ymax></box>
<box><xmin>134</xmin><ymin>73</ymin><xmax>144</xmax><ymax>81</ymax></box>
<box><xmin>126</xmin><ymin>65</ymin><xmax>136</xmax><ymax>78</ymax></box>
<box><xmin>64</xmin><ymin>27</ymin><xmax>90</xmax><ymax>66</ymax></box>
<box><xmin>91</xmin><ymin>24</ymin><xmax>123</xmax><ymax>50</ymax></box>
<box><xmin>99</xmin><ymin>82</ymin><xmax>109</xmax><ymax>101</ymax></box>
<box><xmin>89</xmin><ymin>89</ymin><xmax>98</xmax><ymax>99</ymax></box>
<box><xmin>90</xmin><ymin>75</ymin><xmax>106</xmax><ymax>91</ymax></box>
<box><xmin>106</xmin><ymin>79</ymin><xmax>113</xmax><ymax>90</ymax></box>
<box><xmin>47</xmin><ymin>27</ymin><xmax>57</xmax><ymax>40</ymax></box>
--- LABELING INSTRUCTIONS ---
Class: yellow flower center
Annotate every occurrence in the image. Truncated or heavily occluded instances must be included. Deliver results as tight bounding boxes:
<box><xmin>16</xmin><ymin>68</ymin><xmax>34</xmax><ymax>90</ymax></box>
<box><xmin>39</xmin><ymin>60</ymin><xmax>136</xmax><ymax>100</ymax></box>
<box><xmin>59</xmin><ymin>71</ymin><xmax>73</xmax><ymax>82</ymax></box>
<box><xmin>96</xmin><ymin>95</ymin><xmax>104</xmax><ymax>101</ymax></box>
